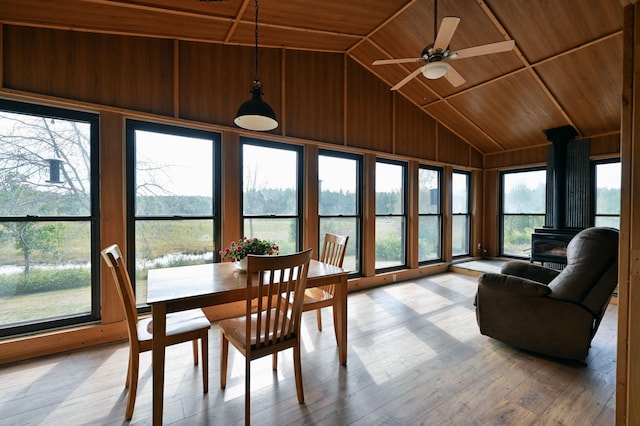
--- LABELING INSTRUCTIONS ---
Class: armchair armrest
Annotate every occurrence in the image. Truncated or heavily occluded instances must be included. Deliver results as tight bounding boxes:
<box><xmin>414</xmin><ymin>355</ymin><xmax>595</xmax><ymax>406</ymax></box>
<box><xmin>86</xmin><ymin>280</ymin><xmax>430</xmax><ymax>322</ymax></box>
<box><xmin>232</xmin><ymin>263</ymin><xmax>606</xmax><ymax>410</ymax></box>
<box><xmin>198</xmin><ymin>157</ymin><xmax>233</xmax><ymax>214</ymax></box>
<box><xmin>500</xmin><ymin>261</ymin><xmax>560</xmax><ymax>285</ymax></box>
<box><xmin>479</xmin><ymin>273</ymin><xmax>552</xmax><ymax>297</ymax></box>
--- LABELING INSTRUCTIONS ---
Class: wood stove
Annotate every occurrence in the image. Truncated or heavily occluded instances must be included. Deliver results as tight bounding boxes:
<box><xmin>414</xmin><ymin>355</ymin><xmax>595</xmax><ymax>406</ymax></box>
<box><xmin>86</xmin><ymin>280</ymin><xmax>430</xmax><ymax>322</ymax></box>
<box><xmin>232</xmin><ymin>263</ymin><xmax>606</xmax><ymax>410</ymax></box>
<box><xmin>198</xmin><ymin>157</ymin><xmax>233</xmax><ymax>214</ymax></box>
<box><xmin>530</xmin><ymin>125</ymin><xmax>589</xmax><ymax>267</ymax></box>
<box><xmin>531</xmin><ymin>228</ymin><xmax>580</xmax><ymax>265</ymax></box>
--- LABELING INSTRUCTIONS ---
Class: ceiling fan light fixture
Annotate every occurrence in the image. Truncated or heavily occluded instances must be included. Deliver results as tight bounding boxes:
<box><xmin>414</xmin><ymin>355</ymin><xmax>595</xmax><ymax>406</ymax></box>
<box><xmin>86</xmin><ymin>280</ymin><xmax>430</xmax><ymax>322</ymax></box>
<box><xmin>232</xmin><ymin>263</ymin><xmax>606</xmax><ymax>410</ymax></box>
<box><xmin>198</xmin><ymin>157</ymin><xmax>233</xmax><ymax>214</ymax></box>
<box><xmin>234</xmin><ymin>80</ymin><xmax>278</xmax><ymax>131</ymax></box>
<box><xmin>234</xmin><ymin>0</ymin><xmax>278</xmax><ymax>132</ymax></box>
<box><xmin>422</xmin><ymin>61</ymin><xmax>450</xmax><ymax>79</ymax></box>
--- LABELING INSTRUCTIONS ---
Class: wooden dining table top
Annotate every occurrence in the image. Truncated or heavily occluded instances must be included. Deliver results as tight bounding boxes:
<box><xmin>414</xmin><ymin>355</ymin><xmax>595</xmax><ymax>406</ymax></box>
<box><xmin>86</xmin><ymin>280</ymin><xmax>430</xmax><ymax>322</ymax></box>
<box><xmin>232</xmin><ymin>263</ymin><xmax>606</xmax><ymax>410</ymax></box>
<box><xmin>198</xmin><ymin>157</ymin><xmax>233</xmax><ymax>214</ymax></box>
<box><xmin>146</xmin><ymin>259</ymin><xmax>346</xmax><ymax>308</ymax></box>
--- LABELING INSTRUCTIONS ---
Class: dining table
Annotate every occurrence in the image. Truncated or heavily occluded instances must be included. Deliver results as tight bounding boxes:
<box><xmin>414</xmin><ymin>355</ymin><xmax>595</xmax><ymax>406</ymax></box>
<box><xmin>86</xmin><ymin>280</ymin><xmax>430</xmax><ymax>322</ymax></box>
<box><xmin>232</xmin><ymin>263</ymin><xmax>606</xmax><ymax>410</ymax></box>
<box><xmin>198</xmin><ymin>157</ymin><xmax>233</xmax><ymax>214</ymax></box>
<box><xmin>146</xmin><ymin>259</ymin><xmax>348</xmax><ymax>426</ymax></box>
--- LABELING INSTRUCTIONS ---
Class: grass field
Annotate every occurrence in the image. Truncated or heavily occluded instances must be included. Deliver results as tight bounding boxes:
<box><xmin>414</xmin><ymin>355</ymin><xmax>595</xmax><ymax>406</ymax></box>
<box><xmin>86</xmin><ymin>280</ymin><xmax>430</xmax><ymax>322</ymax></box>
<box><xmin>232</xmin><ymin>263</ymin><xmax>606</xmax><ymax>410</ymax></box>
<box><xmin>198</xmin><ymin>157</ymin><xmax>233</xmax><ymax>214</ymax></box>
<box><xmin>0</xmin><ymin>287</ymin><xmax>91</xmax><ymax>325</ymax></box>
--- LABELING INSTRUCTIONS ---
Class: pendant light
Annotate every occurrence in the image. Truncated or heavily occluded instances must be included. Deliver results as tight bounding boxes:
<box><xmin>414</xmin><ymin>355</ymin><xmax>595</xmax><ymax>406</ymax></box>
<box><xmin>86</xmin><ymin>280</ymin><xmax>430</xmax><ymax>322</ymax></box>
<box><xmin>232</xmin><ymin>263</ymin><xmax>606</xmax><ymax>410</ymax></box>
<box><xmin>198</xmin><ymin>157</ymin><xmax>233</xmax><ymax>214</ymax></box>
<box><xmin>234</xmin><ymin>0</ymin><xmax>278</xmax><ymax>131</ymax></box>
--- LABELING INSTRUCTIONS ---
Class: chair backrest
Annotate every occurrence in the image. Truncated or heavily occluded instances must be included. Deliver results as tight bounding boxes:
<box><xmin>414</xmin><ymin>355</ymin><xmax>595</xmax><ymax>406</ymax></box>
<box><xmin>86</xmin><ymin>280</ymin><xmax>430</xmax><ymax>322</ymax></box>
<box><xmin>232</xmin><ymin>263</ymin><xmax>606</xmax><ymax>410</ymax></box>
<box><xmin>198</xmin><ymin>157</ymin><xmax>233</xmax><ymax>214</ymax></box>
<box><xmin>548</xmin><ymin>227</ymin><xmax>619</xmax><ymax>314</ymax></box>
<box><xmin>101</xmin><ymin>244</ymin><xmax>139</xmax><ymax>344</ymax></box>
<box><xmin>320</xmin><ymin>233</ymin><xmax>349</xmax><ymax>267</ymax></box>
<box><xmin>246</xmin><ymin>249</ymin><xmax>312</xmax><ymax>349</ymax></box>
<box><xmin>317</xmin><ymin>233</ymin><xmax>348</xmax><ymax>297</ymax></box>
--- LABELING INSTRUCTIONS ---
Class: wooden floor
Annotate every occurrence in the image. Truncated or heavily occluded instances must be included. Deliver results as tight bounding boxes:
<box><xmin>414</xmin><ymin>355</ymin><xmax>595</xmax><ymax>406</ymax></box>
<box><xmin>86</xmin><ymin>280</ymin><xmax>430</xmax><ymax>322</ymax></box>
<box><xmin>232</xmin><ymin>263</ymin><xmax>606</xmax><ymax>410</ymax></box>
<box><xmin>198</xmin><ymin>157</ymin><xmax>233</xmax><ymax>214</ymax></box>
<box><xmin>0</xmin><ymin>272</ymin><xmax>617</xmax><ymax>425</ymax></box>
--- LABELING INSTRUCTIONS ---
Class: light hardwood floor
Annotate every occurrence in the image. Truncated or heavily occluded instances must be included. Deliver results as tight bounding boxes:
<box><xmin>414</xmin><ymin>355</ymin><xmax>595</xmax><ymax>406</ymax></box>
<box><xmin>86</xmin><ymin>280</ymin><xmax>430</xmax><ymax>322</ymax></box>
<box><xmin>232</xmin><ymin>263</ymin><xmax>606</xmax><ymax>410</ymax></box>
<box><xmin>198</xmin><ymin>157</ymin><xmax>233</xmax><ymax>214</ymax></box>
<box><xmin>0</xmin><ymin>272</ymin><xmax>617</xmax><ymax>425</ymax></box>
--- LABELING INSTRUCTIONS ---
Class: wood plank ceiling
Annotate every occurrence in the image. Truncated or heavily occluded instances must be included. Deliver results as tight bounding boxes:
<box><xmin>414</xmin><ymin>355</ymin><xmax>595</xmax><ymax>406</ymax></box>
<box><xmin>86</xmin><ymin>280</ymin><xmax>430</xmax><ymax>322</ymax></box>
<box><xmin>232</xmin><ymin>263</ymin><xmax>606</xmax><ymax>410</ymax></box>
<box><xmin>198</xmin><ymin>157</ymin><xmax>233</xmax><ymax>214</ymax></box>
<box><xmin>0</xmin><ymin>0</ymin><xmax>624</xmax><ymax>155</ymax></box>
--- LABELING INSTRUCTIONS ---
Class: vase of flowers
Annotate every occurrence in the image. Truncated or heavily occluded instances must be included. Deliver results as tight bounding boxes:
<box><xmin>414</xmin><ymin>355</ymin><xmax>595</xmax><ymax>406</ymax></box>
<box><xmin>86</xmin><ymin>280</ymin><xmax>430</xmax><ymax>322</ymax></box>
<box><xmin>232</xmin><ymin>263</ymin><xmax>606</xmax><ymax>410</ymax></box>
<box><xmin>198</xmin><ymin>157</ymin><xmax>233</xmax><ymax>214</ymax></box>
<box><xmin>219</xmin><ymin>237</ymin><xmax>279</xmax><ymax>271</ymax></box>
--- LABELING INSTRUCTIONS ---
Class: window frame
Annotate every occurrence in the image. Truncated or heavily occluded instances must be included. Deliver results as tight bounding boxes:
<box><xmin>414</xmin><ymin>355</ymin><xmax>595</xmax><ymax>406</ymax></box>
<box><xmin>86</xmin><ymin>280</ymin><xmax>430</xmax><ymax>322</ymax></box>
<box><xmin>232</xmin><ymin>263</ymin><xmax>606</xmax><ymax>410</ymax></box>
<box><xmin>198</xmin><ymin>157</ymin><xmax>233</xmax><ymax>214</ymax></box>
<box><xmin>240</xmin><ymin>137</ymin><xmax>304</xmax><ymax>253</ymax></box>
<box><xmin>0</xmin><ymin>99</ymin><xmax>100</xmax><ymax>337</ymax></box>
<box><xmin>591</xmin><ymin>158</ymin><xmax>621</xmax><ymax>229</ymax></box>
<box><xmin>498</xmin><ymin>166</ymin><xmax>547</xmax><ymax>258</ymax></box>
<box><xmin>126</xmin><ymin>120</ymin><xmax>221</xmax><ymax>303</ymax></box>
<box><xmin>318</xmin><ymin>149</ymin><xmax>363</xmax><ymax>277</ymax></box>
<box><xmin>374</xmin><ymin>158</ymin><xmax>408</xmax><ymax>273</ymax></box>
<box><xmin>418</xmin><ymin>164</ymin><xmax>443</xmax><ymax>264</ymax></box>
<box><xmin>451</xmin><ymin>170</ymin><xmax>471</xmax><ymax>258</ymax></box>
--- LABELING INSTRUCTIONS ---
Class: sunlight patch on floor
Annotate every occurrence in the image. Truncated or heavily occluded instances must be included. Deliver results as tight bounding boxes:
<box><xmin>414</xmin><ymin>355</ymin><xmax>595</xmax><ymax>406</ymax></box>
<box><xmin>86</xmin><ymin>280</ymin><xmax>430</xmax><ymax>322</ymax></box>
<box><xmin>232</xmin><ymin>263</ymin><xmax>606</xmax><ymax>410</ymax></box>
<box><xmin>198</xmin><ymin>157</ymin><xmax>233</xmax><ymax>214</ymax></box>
<box><xmin>383</xmin><ymin>282</ymin><xmax>454</xmax><ymax>315</ymax></box>
<box><xmin>353</xmin><ymin>326</ymin><xmax>437</xmax><ymax>386</ymax></box>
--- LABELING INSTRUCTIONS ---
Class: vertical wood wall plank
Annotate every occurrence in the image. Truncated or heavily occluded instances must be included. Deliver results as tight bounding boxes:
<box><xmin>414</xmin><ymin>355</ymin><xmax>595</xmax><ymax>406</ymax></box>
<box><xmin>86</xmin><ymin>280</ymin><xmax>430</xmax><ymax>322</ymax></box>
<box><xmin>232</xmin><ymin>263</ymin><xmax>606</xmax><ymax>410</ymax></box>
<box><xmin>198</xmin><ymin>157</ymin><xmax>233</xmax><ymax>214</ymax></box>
<box><xmin>99</xmin><ymin>111</ymin><xmax>126</xmax><ymax>324</ymax></box>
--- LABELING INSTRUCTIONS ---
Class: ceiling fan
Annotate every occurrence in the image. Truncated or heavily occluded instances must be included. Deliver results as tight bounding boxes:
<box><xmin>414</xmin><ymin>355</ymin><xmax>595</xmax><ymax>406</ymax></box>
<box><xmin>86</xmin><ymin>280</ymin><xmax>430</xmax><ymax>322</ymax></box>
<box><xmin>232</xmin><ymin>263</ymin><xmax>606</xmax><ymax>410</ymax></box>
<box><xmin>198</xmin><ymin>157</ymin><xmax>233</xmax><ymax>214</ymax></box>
<box><xmin>372</xmin><ymin>0</ymin><xmax>515</xmax><ymax>90</ymax></box>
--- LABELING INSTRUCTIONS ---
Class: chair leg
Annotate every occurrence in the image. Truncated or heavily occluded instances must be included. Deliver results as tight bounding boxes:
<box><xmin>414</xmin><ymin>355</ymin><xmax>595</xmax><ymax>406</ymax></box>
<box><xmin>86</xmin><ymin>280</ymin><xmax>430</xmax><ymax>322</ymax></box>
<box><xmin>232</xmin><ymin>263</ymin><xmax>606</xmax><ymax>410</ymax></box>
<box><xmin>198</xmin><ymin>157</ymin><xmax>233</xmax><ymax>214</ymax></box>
<box><xmin>220</xmin><ymin>332</ymin><xmax>229</xmax><ymax>389</ymax></box>
<box><xmin>125</xmin><ymin>349</ymin><xmax>132</xmax><ymax>388</ymax></box>
<box><xmin>201</xmin><ymin>332</ymin><xmax>209</xmax><ymax>393</ymax></box>
<box><xmin>125</xmin><ymin>349</ymin><xmax>140</xmax><ymax>420</ymax></box>
<box><xmin>293</xmin><ymin>343</ymin><xmax>304</xmax><ymax>403</ymax></box>
<box><xmin>192</xmin><ymin>339</ymin><xmax>199</xmax><ymax>365</ymax></box>
<box><xmin>245</xmin><ymin>357</ymin><xmax>251</xmax><ymax>426</ymax></box>
<box><xmin>332</xmin><ymin>306</ymin><xmax>339</xmax><ymax>345</ymax></box>
<box><xmin>272</xmin><ymin>352</ymin><xmax>278</xmax><ymax>370</ymax></box>
<box><xmin>316</xmin><ymin>308</ymin><xmax>323</xmax><ymax>331</ymax></box>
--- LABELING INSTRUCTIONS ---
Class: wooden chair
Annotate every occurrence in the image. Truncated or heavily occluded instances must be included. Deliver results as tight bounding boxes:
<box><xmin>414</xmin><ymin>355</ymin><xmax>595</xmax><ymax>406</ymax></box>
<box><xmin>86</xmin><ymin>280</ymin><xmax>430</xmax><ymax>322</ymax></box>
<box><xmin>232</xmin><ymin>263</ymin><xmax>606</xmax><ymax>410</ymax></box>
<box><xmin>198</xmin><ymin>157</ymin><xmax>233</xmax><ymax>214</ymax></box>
<box><xmin>304</xmin><ymin>233</ymin><xmax>348</xmax><ymax>334</ymax></box>
<box><xmin>220</xmin><ymin>249</ymin><xmax>312</xmax><ymax>425</ymax></box>
<box><xmin>100</xmin><ymin>244</ymin><xmax>210</xmax><ymax>420</ymax></box>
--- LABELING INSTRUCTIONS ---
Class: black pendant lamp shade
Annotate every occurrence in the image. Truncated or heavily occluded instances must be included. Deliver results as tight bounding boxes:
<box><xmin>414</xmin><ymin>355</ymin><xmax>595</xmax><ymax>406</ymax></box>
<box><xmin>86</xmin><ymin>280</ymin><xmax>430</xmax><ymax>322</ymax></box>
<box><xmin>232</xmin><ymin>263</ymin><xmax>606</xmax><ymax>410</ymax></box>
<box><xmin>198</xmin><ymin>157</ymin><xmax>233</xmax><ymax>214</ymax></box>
<box><xmin>234</xmin><ymin>0</ymin><xmax>278</xmax><ymax>132</ymax></box>
<box><xmin>234</xmin><ymin>79</ymin><xmax>278</xmax><ymax>131</ymax></box>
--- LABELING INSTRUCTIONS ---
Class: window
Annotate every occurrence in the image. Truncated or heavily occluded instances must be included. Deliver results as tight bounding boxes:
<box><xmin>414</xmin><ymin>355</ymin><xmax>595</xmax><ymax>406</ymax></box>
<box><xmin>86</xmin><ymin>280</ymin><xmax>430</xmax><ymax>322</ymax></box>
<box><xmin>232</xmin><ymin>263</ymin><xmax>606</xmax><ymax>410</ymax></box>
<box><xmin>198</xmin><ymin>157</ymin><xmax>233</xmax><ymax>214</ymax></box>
<box><xmin>242</xmin><ymin>139</ymin><xmax>302</xmax><ymax>254</ymax></box>
<box><xmin>127</xmin><ymin>121</ymin><xmax>220</xmax><ymax>306</ymax></box>
<box><xmin>0</xmin><ymin>100</ymin><xmax>99</xmax><ymax>337</ymax></box>
<box><xmin>318</xmin><ymin>150</ymin><xmax>362</xmax><ymax>275</ymax></box>
<box><xmin>593</xmin><ymin>160</ymin><xmax>621</xmax><ymax>229</ymax></box>
<box><xmin>418</xmin><ymin>166</ymin><xmax>442</xmax><ymax>262</ymax></box>
<box><xmin>452</xmin><ymin>171</ymin><xmax>470</xmax><ymax>257</ymax></box>
<box><xmin>500</xmin><ymin>168</ymin><xmax>546</xmax><ymax>257</ymax></box>
<box><xmin>375</xmin><ymin>160</ymin><xmax>407</xmax><ymax>271</ymax></box>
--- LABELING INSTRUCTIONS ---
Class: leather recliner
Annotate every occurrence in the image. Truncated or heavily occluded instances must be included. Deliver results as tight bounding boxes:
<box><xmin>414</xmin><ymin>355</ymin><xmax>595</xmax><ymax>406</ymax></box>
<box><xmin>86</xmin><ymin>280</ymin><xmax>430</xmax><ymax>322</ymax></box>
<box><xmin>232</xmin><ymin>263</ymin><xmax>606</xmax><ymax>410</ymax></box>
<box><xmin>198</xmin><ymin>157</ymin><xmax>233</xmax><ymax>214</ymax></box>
<box><xmin>475</xmin><ymin>227</ymin><xmax>619</xmax><ymax>362</ymax></box>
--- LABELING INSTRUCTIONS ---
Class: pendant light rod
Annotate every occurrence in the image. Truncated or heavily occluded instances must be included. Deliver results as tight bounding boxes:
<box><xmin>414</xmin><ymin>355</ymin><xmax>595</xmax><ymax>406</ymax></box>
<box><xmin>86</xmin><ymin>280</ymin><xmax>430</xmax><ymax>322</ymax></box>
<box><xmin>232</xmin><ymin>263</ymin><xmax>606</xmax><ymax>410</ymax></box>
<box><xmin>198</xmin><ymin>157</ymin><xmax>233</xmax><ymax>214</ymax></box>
<box><xmin>433</xmin><ymin>0</ymin><xmax>437</xmax><ymax>41</ymax></box>
<box><xmin>254</xmin><ymin>0</ymin><xmax>259</xmax><ymax>78</ymax></box>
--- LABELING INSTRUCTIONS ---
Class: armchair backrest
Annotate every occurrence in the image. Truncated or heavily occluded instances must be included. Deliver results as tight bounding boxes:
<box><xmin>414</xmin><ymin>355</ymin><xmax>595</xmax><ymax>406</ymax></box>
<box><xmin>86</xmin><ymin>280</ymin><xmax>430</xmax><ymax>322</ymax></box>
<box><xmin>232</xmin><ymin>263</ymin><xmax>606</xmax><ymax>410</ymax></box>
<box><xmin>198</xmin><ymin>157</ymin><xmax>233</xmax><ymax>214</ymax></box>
<box><xmin>548</xmin><ymin>227</ymin><xmax>619</xmax><ymax>314</ymax></box>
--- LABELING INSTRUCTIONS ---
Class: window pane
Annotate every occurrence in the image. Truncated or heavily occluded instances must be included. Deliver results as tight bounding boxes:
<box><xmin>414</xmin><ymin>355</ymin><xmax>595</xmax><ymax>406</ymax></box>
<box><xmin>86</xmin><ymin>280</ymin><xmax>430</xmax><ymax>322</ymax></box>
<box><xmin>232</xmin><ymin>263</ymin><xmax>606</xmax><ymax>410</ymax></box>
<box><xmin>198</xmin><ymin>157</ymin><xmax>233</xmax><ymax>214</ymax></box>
<box><xmin>319</xmin><ymin>155</ymin><xmax>357</xmax><ymax>215</ymax></box>
<box><xmin>502</xmin><ymin>214</ymin><xmax>545</xmax><ymax>256</ymax></box>
<box><xmin>503</xmin><ymin>170</ymin><xmax>546</xmax><ymax>214</ymax></box>
<box><xmin>595</xmin><ymin>216</ymin><xmax>620</xmax><ymax>229</ymax></box>
<box><xmin>501</xmin><ymin>168</ymin><xmax>546</xmax><ymax>258</ymax></box>
<box><xmin>0</xmin><ymin>112</ymin><xmax>92</xmax><ymax>217</ymax></box>
<box><xmin>418</xmin><ymin>168</ymin><xmax>440</xmax><ymax>214</ymax></box>
<box><xmin>130</xmin><ymin>122</ymin><xmax>220</xmax><ymax>306</ymax></box>
<box><xmin>376</xmin><ymin>162</ymin><xmax>404</xmax><ymax>215</ymax></box>
<box><xmin>452</xmin><ymin>172</ymin><xmax>469</xmax><ymax>214</ymax></box>
<box><xmin>418</xmin><ymin>216</ymin><xmax>441</xmax><ymax>261</ymax></box>
<box><xmin>243</xmin><ymin>218</ymin><xmax>297</xmax><ymax>255</ymax></box>
<box><xmin>320</xmin><ymin>217</ymin><xmax>358</xmax><ymax>273</ymax></box>
<box><xmin>595</xmin><ymin>162</ymin><xmax>621</xmax><ymax>215</ymax></box>
<box><xmin>243</xmin><ymin>144</ymin><xmax>298</xmax><ymax>215</ymax></box>
<box><xmin>452</xmin><ymin>215</ymin><xmax>469</xmax><ymax>256</ymax></box>
<box><xmin>135</xmin><ymin>131</ymin><xmax>213</xmax><ymax>216</ymax></box>
<box><xmin>0</xmin><ymin>103</ymin><xmax>97</xmax><ymax>336</ymax></box>
<box><xmin>0</xmin><ymin>221</ymin><xmax>92</xmax><ymax>327</ymax></box>
<box><xmin>375</xmin><ymin>217</ymin><xmax>405</xmax><ymax>269</ymax></box>
<box><xmin>134</xmin><ymin>219</ymin><xmax>215</xmax><ymax>305</ymax></box>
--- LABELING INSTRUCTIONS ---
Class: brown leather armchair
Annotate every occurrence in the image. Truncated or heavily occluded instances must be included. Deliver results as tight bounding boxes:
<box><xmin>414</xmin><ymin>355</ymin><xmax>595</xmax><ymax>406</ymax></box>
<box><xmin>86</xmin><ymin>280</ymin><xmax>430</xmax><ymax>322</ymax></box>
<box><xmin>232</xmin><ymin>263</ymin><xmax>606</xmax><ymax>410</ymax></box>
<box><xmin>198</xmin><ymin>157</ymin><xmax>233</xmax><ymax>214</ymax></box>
<box><xmin>475</xmin><ymin>227</ymin><xmax>619</xmax><ymax>362</ymax></box>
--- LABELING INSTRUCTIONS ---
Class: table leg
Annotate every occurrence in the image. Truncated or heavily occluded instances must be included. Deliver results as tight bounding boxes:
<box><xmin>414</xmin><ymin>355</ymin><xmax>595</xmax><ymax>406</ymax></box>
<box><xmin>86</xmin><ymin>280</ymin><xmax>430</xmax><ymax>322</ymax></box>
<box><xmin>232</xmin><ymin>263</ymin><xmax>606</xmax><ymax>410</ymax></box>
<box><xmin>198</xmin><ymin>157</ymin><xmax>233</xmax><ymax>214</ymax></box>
<box><xmin>335</xmin><ymin>274</ymin><xmax>348</xmax><ymax>365</ymax></box>
<box><xmin>152</xmin><ymin>303</ymin><xmax>167</xmax><ymax>426</ymax></box>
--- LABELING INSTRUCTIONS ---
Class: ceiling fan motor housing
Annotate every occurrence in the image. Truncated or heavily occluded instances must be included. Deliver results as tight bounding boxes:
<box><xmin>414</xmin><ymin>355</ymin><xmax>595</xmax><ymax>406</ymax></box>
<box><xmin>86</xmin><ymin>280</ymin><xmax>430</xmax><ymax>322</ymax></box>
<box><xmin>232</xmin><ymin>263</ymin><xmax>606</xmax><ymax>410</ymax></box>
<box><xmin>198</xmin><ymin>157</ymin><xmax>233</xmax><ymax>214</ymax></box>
<box><xmin>422</xmin><ymin>44</ymin><xmax>450</xmax><ymax>63</ymax></box>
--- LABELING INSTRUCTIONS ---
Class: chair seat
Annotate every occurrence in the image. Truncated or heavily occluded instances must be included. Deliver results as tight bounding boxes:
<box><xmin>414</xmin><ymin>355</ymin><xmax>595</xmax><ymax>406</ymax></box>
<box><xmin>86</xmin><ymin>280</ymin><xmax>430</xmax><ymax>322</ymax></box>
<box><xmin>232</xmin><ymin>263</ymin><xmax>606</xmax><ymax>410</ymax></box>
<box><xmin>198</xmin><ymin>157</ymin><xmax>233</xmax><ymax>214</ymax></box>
<box><xmin>138</xmin><ymin>309</ymin><xmax>210</xmax><ymax>342</ymax></box>
<box><xmin>303</xmin><ymin>287</ymin><xmax>332</xmax><ymax>304</ymax></box>
<box><xmin>220</xmin><ymin>308</ymin><xmax>293</xmax><ymax>348</ymax></box>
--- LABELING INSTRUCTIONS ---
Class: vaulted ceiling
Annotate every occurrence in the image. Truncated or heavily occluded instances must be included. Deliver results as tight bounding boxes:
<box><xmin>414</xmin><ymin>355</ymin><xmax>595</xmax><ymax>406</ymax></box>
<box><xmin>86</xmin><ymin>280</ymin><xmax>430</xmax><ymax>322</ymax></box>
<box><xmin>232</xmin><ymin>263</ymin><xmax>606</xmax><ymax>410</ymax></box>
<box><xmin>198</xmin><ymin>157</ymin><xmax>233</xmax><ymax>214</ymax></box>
<box><xmin>0</xmin><ymin>0</ymin><xmax>625</xmax><ymax>154</ymax></box>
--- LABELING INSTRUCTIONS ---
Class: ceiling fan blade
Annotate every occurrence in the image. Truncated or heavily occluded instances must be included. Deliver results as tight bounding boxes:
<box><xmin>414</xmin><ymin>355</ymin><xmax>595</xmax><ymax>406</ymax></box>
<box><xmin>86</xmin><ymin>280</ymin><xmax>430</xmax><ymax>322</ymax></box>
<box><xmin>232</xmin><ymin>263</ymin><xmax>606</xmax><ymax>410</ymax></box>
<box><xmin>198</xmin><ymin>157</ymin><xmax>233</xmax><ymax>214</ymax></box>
<box><xmin>444</xmin><ymin>65</ymin><xmax>465</xmax><ymax>87</ymax></box>
<box><xmin>372</xmin><ymin>58</ymin><xmax>426</xmax><ymax>66</ymax></box>
<box><xmin>450</xmin><ymin>40</ymin><xmax>515</xmax><ymax>59</ymax></box>
<box><xmin>433</xmin><ymin>17</ymin><xmax>460</xmax><ymax>51</ymax></box>
<box><xmin>391</xmin><ymin>67</ymin><xmax>424</xmax><ymax>91</ymax></box>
